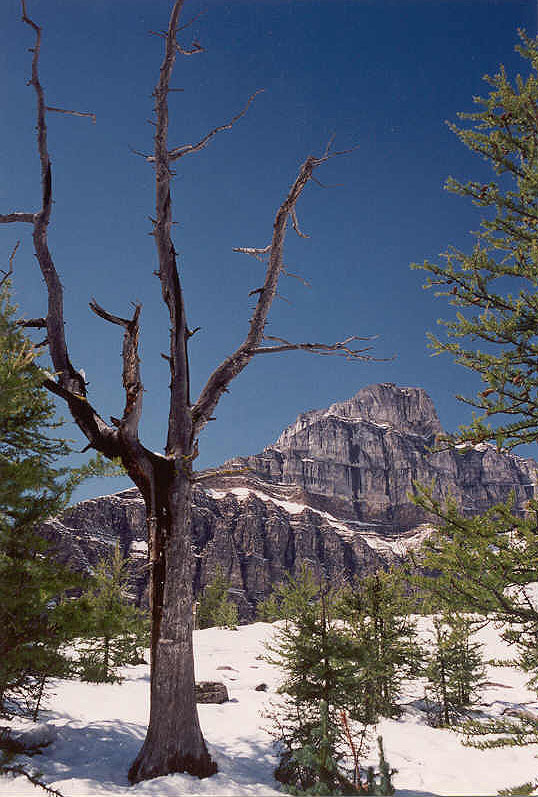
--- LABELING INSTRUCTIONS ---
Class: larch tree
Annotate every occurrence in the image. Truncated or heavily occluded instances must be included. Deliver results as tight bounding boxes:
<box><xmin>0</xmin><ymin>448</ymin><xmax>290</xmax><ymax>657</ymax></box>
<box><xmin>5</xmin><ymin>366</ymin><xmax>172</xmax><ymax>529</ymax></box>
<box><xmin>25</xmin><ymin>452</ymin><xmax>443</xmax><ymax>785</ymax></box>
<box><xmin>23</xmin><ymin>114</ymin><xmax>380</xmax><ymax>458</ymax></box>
<box><xmin>78</xmin><ymin>542</ymin><xmax>150</xmax><ymax>684</ymax></box>
<box><xmin>339</xmin><ymin>569</ymin><xmax>422</xmax><ymax>724</ymax></box>
<box><xmin>413</xmin><ymin>33</ymin><xmax>538</xmax><ymax>452</ymax></box>
<box><xmin>410</xmin><ymin>33</ymin><xmax>538</xmax><ymax>751</ymax></box>
<box><xmin>0</xmin><ymin>0</ymin><xmax>375</xmax><ymax>784</ymax></box>
<box><xmin>0</xmin><ymin>273</ymin><xmax>86</xmax><ymax>719</ymax></box>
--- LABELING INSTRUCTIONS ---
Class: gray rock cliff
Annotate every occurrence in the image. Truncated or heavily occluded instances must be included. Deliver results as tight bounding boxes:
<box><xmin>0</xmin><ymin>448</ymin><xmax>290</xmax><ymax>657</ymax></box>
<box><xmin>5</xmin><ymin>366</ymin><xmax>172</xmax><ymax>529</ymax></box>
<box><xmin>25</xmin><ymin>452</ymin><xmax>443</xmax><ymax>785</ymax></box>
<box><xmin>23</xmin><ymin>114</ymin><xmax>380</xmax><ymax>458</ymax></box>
<box><xmin>226</xmin><ymin>383</ymin><xmax>536</xmax><ymax>531</ymax></box>
<box><xmin>41</xmin><ymin>383</ymin><xmax>537</xmax><ymax>619</ymax></box>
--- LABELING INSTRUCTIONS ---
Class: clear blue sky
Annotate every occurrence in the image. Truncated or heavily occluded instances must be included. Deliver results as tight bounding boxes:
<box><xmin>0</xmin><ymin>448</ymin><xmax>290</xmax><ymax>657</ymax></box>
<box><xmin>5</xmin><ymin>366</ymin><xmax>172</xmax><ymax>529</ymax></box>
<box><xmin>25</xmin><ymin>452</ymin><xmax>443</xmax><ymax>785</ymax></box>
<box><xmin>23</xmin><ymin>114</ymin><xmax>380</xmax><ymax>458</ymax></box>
<box><xmin>1</xmin><ymin>0</ymin><xmax>537</xmax><ymax>502</ymax></box>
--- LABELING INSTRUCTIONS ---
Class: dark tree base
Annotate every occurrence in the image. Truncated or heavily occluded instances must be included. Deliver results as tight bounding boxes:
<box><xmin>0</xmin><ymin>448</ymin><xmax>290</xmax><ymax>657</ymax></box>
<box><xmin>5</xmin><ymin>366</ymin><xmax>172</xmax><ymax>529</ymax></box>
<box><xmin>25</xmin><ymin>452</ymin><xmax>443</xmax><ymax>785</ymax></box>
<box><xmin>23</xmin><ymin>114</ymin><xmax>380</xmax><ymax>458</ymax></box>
<box><xmin>128</xmin><ymin>749</ymin><xmax>218</xmax><ymax>785</ymax></box>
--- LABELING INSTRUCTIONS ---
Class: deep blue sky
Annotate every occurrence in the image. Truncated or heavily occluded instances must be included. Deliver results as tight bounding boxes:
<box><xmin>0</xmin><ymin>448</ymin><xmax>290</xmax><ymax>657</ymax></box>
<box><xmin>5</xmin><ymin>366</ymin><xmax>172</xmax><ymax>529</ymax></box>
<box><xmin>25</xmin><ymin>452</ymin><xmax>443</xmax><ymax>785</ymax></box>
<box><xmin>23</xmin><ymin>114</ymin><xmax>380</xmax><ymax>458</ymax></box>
<box><xmin>1</xmin><ymin>0</ymin><xmax>537</xmax><ymax>502</ymax></box>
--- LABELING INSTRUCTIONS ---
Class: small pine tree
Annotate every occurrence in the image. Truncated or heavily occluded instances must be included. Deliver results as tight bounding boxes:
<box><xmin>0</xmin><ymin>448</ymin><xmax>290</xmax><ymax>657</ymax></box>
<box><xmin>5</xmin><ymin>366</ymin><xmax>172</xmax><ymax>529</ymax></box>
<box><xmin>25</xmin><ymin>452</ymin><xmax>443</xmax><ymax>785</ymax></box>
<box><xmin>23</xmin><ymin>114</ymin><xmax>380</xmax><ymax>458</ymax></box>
<box><xmin>373</xmin><ymin>736</ymin><xmax>396</xmax><ymax>796</ymax></box>
<box><xmin>497</xmin><ymin>783</ymin><xmax>537</xmax><ymax>797</ymax></box>
<box><xmin>413</xmin><ymin>485</ymin><xmax>538</xmax><ymax>744</ymax></box>
<box><xmin>424</xmin><ymin>613</ymin><xmax>485</xmax><ymax>727</ymax></box>
<box><xmin>256</xmin><ymin>590</ymin><xmax>282</xmax><ymax>623</ymax></box>
<box><xmin>339</xmin><ymin>569</ymin><xmax>422</xmax><ymax>723</ymax></box>
<box><xmin>196</xmin><ymin>565</ymin><xmax>238</xmax><ymax>629</ymax></box>
<box><xmin>78</xmin><ymin>542</ymin><xmax>149</xmax><ymax>683</ymax></box>
<box><xmin>0</xmin><ymin>279</ymin><xmax>102</xmax><ymax>717</ymax></box>
<box><xmin>266</xmin><ymin>567</ymin><xmax>367</xmax><ymax>794</ymax></box>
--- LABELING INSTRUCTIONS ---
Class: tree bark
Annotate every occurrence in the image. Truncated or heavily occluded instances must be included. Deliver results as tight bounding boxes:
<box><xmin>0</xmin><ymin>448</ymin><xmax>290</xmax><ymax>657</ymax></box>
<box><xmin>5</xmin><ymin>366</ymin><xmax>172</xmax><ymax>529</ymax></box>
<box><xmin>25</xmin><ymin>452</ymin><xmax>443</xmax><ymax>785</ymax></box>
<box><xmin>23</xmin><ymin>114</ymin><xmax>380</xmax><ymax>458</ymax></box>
<box><xmin>128</xmin><ymin>468</ymin><xmax>216</xmax><ymax>783</ymax></box>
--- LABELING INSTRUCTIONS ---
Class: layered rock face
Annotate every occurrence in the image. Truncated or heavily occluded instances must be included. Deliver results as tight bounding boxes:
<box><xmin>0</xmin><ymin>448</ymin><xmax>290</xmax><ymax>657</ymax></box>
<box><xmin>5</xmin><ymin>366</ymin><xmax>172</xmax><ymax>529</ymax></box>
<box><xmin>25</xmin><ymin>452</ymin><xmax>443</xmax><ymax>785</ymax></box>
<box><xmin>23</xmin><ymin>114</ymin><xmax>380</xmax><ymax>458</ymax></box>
<box><xmin>228</xmin><ymin>383</ymin><xmax>536</xmax><ymax>532</ymax></box>
<box><xmin>42</xmin><ymin>383</ymin><xmax>537</xmax><ymax>619</ymax></box>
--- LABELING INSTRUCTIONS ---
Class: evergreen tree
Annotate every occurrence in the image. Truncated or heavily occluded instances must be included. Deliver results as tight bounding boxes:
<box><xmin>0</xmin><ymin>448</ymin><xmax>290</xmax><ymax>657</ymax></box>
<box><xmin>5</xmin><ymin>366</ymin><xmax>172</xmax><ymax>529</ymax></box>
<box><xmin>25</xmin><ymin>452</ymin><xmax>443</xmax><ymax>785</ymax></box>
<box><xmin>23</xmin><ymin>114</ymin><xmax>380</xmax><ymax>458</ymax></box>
<box><xmin>256</xmin><ymin>566</ymin><xmax>330</xmax><ymax>625</ymax></box>
<box><xmin>266</xmin><ymin>567</ymin><xmax>369</xmax><ymax>794</ymax></box>
<box><xmin>411</xmin><ymin>33</ymin><xmax>538</xmax><ymax>749</ymax></box>
<box><xmin>339</xmin><ymin>569</ymin><xmax>422</xmax><ymax>723</ymax></box>
<box><xmin>412</xmin><ymin>486</ymin><xmax>538</xmax><ymax>635</ymax></box>
<box><xmin>78</xmin><ymin>542</ymin><xmax>149</xmax><ymax>683</ymax></box>
<box><xmin>412</xmin><ymin>486</ymin><xmax>538</xmax><ymax>744</ymax></box>
<box><xmin>256</xmin><ymin>590</ymin><xmax>283</xmax><ymax>623</ymax></box>
<box><xmin>0</xmin><ymin>279</ymin><xmax>97</xmax><ymax>717</ymax></box>
<box><xmin>414</xmin><ymin>33</ymin><xmax>538</xmax><ymax>452</ymax></box>
<box><xmin>196</xmin><ymin>565</ymin><xmax>238</xmax><ymax>630</ymax></box>
<box><xmin>424</xmin><ymin>613</ymin><xmax>485</xmax><ymax>727</ymax></box>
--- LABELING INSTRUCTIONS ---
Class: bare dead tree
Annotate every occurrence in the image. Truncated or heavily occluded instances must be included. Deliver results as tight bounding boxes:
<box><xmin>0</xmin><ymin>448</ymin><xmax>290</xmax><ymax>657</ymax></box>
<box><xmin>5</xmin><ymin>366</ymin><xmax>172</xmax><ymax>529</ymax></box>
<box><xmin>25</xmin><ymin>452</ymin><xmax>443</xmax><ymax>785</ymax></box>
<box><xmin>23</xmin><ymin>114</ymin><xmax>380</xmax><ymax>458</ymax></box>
<box><xmin>1</xmin><ymin>0</ymin><xmax>380</xmax><ymax>783</ymax></box>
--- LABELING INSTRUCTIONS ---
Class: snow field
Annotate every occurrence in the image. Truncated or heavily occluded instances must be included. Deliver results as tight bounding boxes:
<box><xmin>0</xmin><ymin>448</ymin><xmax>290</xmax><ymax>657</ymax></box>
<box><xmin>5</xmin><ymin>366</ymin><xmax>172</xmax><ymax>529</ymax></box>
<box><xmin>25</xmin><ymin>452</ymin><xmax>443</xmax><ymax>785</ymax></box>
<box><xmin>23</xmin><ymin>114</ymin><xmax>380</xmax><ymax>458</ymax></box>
<box><xmin>1</xmin><ymin>620</ymin><xmax>537</xmax><ymax>796</ymax></box>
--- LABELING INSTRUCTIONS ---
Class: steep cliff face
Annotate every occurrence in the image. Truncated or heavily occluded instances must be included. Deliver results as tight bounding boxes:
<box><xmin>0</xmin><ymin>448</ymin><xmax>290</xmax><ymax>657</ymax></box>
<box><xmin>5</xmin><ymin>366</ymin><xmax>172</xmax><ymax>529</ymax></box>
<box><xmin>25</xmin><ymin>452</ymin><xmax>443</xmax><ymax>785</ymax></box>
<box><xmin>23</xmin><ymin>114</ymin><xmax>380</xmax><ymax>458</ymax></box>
<box><xmin>228</xmin><ymin>383</ymin><xmax>537</xmax><ymax>532</ymax></box>
<box><xmin>42</xmin><ymin>383</ymin><xmax>537</xmax><ymax>619</ymax></box>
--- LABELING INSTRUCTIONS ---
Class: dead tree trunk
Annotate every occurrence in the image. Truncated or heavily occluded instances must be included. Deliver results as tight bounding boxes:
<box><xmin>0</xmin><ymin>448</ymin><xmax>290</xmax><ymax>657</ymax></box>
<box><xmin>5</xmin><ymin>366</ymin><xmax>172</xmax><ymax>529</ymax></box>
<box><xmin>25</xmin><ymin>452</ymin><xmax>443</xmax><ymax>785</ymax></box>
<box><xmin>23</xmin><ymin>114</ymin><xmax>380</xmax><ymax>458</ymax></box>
<box><xmin>1</xmin><ymin>0</ymin><xmax>379</xmax><ymax>783</ymax></box>
<box><xmin>129</xmin><ymin>470</ymin><xmax>216</xmax><ymax>781</ymax></box>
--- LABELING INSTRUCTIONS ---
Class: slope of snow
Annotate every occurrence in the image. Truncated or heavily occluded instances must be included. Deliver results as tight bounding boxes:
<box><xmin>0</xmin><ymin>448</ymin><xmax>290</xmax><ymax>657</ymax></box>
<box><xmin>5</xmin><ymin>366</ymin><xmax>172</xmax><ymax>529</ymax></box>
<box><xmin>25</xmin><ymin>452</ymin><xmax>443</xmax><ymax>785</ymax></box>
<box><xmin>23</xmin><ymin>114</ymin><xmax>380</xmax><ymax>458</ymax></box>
<box><xmin>1</xmin><ymin>621</ymin><xmax>537</xmax><ymax>796</ymax></box>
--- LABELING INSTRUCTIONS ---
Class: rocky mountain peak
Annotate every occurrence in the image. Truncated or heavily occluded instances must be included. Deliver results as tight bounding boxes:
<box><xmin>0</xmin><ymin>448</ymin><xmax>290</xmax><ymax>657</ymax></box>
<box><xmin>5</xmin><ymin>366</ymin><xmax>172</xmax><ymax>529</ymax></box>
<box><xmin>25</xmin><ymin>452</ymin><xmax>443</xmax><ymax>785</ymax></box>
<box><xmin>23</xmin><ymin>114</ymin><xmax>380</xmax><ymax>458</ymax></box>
<box><xmin>274</xmin><ymin>383</ymin><xmax>442</xmax><ymax>451</ymax></box>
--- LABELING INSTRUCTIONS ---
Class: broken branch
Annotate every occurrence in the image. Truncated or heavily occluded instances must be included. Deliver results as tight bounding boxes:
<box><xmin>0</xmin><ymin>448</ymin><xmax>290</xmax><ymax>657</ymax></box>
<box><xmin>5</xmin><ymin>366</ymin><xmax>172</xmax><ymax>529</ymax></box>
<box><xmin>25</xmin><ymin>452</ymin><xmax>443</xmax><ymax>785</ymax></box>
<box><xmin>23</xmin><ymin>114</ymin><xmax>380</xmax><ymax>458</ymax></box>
<box><xmin>191</xmin><ymin>145</ymin><xmax>354</xmax><ymax>436</ymax></box>
<box><xmin>0</xmin><ymin>212</ymin><xmax>35</xmax><ymax>224</ymax></box>
<box><xmin>17</xmin><ymin>317</ymin><xmax>47</xmax><ymax>329</ymax></box>
<box><xmin>0</xmin><ymin>240</ymin><xmax>20</xmax><ymax>287</ymax></box>
<box><xmin>253</xmin><ymin>334</ymin><xmax>386</xmax><ymax>360</ymax></box>
<box><xmin>161</xmin><ymin>89</ymin><xmax>263</xmax><ymax>163</ymax></box>
<box><xmin>89</xmin><ymin>299</ymin><xmax>143</xmax><ymax>438</ymax></box>
<box><xmin>89</xmin><ymin>297</ymin><xmax>140</xmax><ymax>330</ymax></box>
<box><xmin>45</xmin><ymin>106</ymin><xmax>96</xmax><ymax>124</ymax></box>
<box><xmin>233</xmin><ymin>244</ymin><xmax>271</xmax><ymax>262</ymax></box>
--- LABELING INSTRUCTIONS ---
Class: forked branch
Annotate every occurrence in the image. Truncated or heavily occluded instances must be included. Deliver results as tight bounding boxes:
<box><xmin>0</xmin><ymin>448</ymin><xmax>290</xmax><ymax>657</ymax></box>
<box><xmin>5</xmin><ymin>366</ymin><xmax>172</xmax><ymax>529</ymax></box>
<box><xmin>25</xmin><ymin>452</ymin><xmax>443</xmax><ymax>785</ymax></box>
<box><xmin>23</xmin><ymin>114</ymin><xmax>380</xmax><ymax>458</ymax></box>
<box><xmin>5</xmin><ymin>1</ymin><xmax>122</xmax><ymax>461</ymax></box>
<box><xmin>89</xmin><ymin>299</ymin><xmax>144</xmax><ymax>440</ymax></box>
<box><xmin>147</xmin><ymin>89</ymin><xmax>263</xmax><ymax>164</ymax></box>
<box><xmin>191</xmin><ymin>145</ymin><xmax>362</xmax><ymax>437</ymax></box>
<box><xmin>254</xmin><ymin>334</ymin><xmax>382</xmax><ymax>360</ymax></box>
<box><xmin>175</xmin><ymin>41</ymin><xmax>204</xmax><ymax>57</ymax></box>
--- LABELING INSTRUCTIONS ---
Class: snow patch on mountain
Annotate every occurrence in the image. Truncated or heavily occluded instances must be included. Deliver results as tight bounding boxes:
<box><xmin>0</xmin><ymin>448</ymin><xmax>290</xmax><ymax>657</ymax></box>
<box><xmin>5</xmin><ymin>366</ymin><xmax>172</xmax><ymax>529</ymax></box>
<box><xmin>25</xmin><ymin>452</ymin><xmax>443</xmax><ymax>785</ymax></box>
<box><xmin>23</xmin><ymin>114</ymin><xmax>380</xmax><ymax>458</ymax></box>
<box><xmin>205</xmin><ymin>487</ymin><xmax>430</xmax><ymax>555</ymax></box>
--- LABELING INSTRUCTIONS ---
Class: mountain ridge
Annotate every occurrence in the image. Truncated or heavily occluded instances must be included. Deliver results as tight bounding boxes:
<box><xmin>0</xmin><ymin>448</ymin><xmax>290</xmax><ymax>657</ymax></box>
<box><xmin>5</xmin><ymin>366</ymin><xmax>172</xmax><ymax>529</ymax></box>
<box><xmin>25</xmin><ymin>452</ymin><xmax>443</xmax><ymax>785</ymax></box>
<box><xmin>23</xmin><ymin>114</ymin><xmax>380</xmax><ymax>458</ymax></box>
<box><xmin>41</xmin><ymin>383</ymin><xmax>537</xmax><ymax>619</ymax></box>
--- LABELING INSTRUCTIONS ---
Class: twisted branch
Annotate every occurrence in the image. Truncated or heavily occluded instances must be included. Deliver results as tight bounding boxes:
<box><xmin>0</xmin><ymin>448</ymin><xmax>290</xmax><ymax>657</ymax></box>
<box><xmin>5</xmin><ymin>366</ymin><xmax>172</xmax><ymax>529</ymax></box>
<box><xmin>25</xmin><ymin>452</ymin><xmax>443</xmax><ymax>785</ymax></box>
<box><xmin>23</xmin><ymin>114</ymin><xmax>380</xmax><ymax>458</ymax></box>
<box><xmin>89</xmin><ymin>299</ymin><xmax>143</xmax><ymax>441</ymax></box>
<box><xmin>254</xmin><ymin>334</ymin><xmax>383</xmax><ymax>360</ymax></box>
<box><xmin>147</xmin><ymin>90</ymin><xmax>263</xmax><ymax>164</ymax></box>
<box><xmin>8</xmin><ymin>2</ymin><xmax>122</xmax><ymax>460</ymax></box>
<box><xmin>191</xmin><ymin>144</ymin><xmax>363</xmax><ymax>437</ymax></box>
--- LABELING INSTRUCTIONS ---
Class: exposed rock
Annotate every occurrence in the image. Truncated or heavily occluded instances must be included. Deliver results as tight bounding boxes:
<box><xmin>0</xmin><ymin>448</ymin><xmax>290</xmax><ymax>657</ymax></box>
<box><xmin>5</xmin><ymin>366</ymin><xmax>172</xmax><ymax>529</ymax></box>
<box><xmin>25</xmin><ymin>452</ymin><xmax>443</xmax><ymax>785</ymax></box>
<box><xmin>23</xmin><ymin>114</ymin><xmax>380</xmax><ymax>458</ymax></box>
<box><xmin>255</xmin><ymin>683</ymin><xmax>268</xmax><ymax>692</ymax></box>
<box><xmin>40</xmin><ymin>383</ymin><xmax>537</xmax><ymax>621</ymax></box>
<box><xmin>195</xmin><ymin>682</ymin><xmax>229</xmax><ymax>704</ymax></box>
<box><xmin>224</xmin><ymin>384</ymin><xmax>537</xmax><ymax>532</ymax></box>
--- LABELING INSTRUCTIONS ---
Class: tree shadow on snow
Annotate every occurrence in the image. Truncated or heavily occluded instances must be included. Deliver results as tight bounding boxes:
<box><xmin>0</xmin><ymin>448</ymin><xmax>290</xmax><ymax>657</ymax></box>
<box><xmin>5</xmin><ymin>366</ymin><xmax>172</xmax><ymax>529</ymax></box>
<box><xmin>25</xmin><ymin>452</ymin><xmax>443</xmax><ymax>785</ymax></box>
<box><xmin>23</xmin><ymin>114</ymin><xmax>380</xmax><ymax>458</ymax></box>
<box><xmin>206</xmin><ymin>737</ymin><xmax>441</xmax><ymax>797</ymax></box>
<box><xmin>207</xmin><ymin>734</ymin><xmax>280</xmax><ymax>788</ymax></box>
<box><xmin>31</xmin><ymin>717</ymin><xmax>146</xmax><ymax>792</ymax></box>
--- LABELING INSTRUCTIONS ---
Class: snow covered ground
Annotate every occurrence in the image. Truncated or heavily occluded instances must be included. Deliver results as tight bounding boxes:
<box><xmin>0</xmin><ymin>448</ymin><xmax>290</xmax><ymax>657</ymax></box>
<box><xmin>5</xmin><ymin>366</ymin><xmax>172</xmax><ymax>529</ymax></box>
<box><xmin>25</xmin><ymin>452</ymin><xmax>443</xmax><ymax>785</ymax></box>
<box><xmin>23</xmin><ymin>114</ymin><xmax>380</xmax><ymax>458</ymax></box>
<box><xmin>1</xmin><ymin>620</ymin><xmax>537</xmax><ymax>796</ymax></box>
